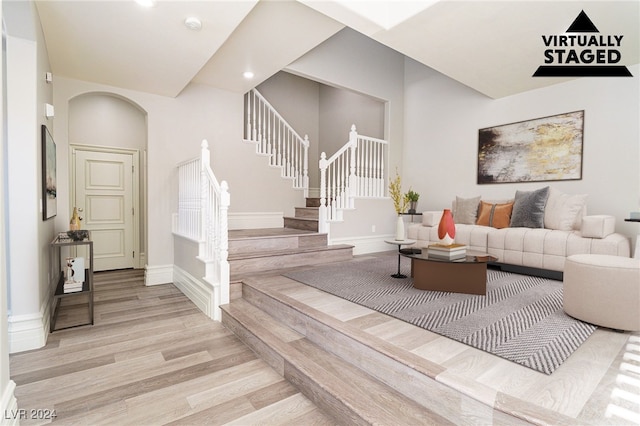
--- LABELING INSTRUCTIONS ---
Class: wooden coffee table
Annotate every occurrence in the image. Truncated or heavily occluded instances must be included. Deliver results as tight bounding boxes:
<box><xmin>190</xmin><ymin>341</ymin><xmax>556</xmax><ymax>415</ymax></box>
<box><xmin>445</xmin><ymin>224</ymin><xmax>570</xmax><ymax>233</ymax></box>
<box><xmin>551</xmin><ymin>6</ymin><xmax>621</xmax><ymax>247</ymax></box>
<box><xmin>403</xmin><ymin>251</ymin><xmax>497</xmax><ymax>295</ymax></box>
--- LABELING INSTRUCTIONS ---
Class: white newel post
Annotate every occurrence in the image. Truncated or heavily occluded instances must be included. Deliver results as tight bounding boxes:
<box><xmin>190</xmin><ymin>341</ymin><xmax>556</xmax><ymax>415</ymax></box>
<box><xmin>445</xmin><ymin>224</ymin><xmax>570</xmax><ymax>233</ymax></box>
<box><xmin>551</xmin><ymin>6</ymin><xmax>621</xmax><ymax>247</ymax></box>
<box><xmin>200</xmin><ymin>140</ymin><xmax>210</xmax><ymax>243</ymax></box>
<box><xmin>348</xmin><ymin>124</ymin><xmax>358</xmax><ymax>206</ymax></box>
<box><xmin>219</xmin><ymin>180</ymin><xmax>230</xmax><ymax>309</ymax></box>
<box><xmin>303</xmin><ymin>135</ymin><xmax>309</xmax><ymax>198</ymax></box>
<box><xmin>319</xmin><ymin>152</ymin><xmax>328</xmax><ymax>234</ymax></box>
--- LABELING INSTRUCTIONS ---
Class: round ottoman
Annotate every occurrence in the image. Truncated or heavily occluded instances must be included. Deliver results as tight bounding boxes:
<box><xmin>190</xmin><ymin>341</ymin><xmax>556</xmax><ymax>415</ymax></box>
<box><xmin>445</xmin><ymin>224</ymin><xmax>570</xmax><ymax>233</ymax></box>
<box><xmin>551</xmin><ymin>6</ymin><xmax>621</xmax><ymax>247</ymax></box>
<box><xmin>563</xmin><ymin>254</ymin><xmax>640</xmax><ymax>331</ymax></box>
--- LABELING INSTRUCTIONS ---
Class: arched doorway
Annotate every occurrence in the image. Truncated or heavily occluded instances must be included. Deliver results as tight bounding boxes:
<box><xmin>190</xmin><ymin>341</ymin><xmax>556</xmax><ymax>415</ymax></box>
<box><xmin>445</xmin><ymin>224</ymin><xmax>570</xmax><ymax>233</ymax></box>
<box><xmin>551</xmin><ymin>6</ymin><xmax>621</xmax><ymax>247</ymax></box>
<box><xmin>68</xmin><ymin>93</ymin><xmax>147</xmax><ymax>271</ymax></box>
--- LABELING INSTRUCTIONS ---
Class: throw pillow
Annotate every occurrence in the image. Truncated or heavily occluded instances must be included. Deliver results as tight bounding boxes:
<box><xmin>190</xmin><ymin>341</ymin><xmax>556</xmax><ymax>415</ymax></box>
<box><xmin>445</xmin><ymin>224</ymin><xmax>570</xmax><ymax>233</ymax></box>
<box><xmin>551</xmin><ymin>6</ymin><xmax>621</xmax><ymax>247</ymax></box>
<box><xmin>476</xmin><ymin>201</ymin><xmax>514</xmax><ymax>228</ymax></box>
<box><xmin>544</xmin><ymin>187</ymin><xmax>588</xmax><ymax>231</ymax></box>
<box><xmin>510</xmin><ymin>186</ymin><xmax>550</xmax><ymax>228</ymax></box>
<box><xmin>453</xmin><ymin>196</ymin><xmax>481</xmax><ymax>224</ymax></box>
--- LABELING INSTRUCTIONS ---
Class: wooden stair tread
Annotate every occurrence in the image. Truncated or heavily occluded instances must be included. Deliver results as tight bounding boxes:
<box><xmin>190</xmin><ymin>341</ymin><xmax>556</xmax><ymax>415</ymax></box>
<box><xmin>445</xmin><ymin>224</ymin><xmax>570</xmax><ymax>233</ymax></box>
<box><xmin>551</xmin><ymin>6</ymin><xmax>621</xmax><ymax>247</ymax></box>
<box><xmin>228</xmin><ymin>228</ymin><xmax>321</xmax><ymax>240</ymax></box>
<box><xmin>283</xmin><ymin>216</ymin><xmax>317</xmax><ymax>222</ymax></box>
<box><xmin>228</xmin><ymin>244</ymin><xmax>353</xmax><ymax>261</ymax></box>
<box><xmin>223</xmin><ymin>299</ymin><xmax>304</xmax><ymax>344</ymax></box>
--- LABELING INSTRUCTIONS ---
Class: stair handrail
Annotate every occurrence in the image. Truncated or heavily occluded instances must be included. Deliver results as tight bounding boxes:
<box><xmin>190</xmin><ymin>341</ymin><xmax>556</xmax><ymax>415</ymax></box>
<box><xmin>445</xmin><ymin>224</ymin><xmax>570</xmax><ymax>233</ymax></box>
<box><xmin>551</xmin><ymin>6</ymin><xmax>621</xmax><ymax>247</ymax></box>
<box><xmin>175</xmin><ymin>140</ymin><xmax>230</xmax><ymax>308</ymax></box>
<box><xmin>245</xmin><ymin>88</ymin><xmax>309</xmax><ymax>197</ymax></box>
<box><xmin>319</xmin><ymin>125</ymin><xmax>388</xmax><ymax>233</ymax></box>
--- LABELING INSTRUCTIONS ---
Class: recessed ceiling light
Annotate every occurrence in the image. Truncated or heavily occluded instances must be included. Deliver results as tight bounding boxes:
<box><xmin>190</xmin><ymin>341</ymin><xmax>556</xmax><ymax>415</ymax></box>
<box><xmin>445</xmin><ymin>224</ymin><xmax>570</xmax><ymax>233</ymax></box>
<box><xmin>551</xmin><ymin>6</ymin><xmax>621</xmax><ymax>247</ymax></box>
<box><xmin>135</xmin><ymin>0</ymin><xmax>156</xmax><ymax>8</ymax></box>
<box><xmin>243</xmin><ymin>71</ymin><xmax>254</xmax><ymax>79</ymax></box>
<box><xmin>184</xmin><ymin>17</ymin><xmax>202</xmax><ymax>31</ymax></box>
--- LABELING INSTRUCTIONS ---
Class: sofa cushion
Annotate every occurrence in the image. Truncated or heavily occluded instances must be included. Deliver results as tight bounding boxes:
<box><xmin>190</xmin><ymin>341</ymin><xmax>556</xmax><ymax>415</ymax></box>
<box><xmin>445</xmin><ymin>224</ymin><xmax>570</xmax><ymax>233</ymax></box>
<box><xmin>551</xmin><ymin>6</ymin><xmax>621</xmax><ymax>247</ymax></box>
<box><xmin>476</xmin><ymin>201</ymin><xmax>514</xmax><ymax>228</ymax></box>
<box><xmin>422</xmin><ymin>211</ymin><xmax>442</xmax><ymax>227</ymax></box>
<box><xmin>544</xmin><ymin>187</ymin><xmax>587</xmax><ymax>231</ymax></box>
<box><xmin>581</xmin><ymin>215</ymin><xmax>615</xmax><ymax>239</ymax></box>
<box><xmin>453</xmin><ymin>196</ymin><xmax>480</xmax><ymax>224</ymax></box>
<box><xmin>510</xmin><ymin>186</ymin><xmax>549</xmax><ymax>228</ymax></box>
<box><xmin>454</xmin><ymin>224</ymin><xmax>493</xmax><ymax>251</ymax></box>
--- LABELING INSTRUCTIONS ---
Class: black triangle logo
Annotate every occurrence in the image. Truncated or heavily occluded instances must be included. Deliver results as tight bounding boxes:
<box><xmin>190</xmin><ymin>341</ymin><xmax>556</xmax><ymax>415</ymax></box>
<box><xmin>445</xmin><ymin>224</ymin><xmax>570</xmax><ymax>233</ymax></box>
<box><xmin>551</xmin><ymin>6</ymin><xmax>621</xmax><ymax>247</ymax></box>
<box><xmin>566</xmin><ymin>10</ymin><xmax>599</xmax><ymax>33</ymax></box>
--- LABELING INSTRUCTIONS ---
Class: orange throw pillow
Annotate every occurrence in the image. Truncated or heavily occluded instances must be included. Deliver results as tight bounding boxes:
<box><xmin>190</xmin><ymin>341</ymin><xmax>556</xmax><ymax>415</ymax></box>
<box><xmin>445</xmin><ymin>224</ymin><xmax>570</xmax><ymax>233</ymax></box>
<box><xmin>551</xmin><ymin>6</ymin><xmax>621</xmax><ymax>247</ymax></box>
<box><xmin>476</xmin><ymin>201</ymin><xmax>514</xmax><ymax>229</ymax></box>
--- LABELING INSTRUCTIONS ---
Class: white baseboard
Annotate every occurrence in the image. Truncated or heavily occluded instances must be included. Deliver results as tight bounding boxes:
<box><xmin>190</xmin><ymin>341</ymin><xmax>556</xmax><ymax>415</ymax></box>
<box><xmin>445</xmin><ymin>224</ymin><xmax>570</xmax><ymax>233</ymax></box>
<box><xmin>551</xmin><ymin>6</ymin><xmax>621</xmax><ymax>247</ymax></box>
<box><xmin>144</xmin><ymin>264</ymin><xmax>174</xmax><ymax>286</ymax></box>
<box><xmin>228</xmin><ymin>212</ymin><xmax>283</xmax><ymax>230</ymax></box>
<box><xmin>7</xmin><ymin>307</ymin><xmax>47</xmax><ymax>354</ymax></box>
<box><xmin>329</xmin><ymin>234</ymin><xmax>397</xmax><ymax>255</ymax></box>
<box><xmin>1</xmin><ymin>380</ymin><xmax>18</xmax><ymax>426</ymax></box>
<box><xmin>173</xmin><ymin>265</ymin><xmax>216</xmax><ymax>320</ymax></box>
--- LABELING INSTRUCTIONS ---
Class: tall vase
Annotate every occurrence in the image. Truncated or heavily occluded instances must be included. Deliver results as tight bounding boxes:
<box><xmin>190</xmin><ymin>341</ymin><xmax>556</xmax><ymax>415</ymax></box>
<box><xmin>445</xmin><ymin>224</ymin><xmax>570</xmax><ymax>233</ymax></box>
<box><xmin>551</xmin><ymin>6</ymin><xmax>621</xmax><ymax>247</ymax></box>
<box><xmin>438</xmin><ymin>209</ymin><xmax>455</xmax><ymax>245</ymax></box>
<box><xmin>69</xmin><ymin>207</ymin><xmax>81</xmax><ymax>231</ymax></box>
<box><xmin>395</xmin><ymin>215</ymin><xmax>405</xmax><ymax>240</ymax></box>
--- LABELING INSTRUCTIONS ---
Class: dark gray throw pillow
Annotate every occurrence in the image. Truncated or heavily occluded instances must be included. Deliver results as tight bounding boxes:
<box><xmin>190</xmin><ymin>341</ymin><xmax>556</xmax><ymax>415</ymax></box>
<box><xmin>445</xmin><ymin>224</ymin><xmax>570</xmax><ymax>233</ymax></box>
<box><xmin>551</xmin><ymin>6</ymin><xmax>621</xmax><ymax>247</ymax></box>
<box><xmin>510</xmin><ymin>186</ymin><xmax>550</xmax><ymax>228</ymax></box>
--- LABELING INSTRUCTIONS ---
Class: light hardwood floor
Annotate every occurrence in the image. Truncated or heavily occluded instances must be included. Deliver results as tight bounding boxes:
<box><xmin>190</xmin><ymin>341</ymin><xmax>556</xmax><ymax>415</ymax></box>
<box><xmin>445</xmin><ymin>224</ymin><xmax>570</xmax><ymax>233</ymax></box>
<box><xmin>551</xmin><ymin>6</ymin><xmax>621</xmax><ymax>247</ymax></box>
<box><xmin>10</xmin><ymin>254</ymin><xmax>640</xmax><ymax>425</ymax></box>
<box><xmin>10</xmin><ymin>269</ymin><xmax>333</xmax><ymax>425</ymax></box>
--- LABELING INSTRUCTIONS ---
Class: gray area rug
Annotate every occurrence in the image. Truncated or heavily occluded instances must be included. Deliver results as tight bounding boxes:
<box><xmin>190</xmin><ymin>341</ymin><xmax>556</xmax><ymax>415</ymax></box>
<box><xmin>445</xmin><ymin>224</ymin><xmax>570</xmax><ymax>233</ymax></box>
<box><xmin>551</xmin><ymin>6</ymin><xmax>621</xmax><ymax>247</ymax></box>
<box><xmin>284</xmin><ymin>253</ymin><xmax>596</xmax><ymax>375</ymax></box>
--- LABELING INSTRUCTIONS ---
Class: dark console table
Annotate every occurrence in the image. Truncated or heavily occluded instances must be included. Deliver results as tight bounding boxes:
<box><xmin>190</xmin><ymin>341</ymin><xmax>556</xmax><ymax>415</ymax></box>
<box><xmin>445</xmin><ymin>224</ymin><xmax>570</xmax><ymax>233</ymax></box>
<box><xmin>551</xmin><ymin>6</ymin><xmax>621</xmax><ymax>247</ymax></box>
<box><xmin>50</xmin><ymin>233</ymin><xmax>94</xmax><ymax>332</ymax></box>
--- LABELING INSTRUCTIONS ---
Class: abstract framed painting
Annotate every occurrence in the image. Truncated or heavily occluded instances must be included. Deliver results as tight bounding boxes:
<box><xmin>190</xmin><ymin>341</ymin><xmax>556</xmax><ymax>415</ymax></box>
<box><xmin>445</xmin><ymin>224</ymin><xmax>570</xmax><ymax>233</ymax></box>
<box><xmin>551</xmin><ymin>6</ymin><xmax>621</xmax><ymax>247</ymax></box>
<box><xmin>42</xmin><ymin>125</ymin><xmax>57</xmax><ymax>220</ymax></box>
<box><xmin>477</xmin><ymin>110</ymin><xmax>584</xmax><ymax>184</ymax></box>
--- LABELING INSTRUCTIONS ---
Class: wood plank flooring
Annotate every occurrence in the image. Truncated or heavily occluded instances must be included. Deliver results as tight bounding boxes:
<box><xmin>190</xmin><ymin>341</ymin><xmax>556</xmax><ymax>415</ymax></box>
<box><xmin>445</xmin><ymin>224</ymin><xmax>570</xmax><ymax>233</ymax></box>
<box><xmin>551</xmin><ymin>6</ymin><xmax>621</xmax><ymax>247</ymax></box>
<box><xmin>10</xmin><ymin>252</ymin><xmax>640</xmax><ymax>425</ymax></box>
<box><xmin>10</xmin><ymin>270</ymin><xmax>333</xmax><ymax>425</ymax></box>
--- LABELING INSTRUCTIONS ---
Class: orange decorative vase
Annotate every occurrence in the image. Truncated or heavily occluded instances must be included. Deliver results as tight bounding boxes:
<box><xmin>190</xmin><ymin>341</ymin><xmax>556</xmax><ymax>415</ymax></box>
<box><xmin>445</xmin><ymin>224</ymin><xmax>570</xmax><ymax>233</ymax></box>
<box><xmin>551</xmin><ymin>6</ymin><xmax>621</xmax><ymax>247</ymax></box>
<box><xmin>438</xmin><ymin>209</ymin><xmax>456</xmax><ymax>245</ymax></box>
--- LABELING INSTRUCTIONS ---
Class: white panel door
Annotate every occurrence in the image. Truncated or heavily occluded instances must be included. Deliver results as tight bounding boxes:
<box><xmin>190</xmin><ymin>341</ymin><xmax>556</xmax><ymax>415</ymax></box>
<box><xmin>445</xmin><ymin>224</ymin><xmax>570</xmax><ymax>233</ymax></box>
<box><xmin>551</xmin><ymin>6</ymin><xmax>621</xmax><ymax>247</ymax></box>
<box><xmin>75</xmin><ymin>150</ymin><xmax>134</xmax><ymax>271</ymax></box>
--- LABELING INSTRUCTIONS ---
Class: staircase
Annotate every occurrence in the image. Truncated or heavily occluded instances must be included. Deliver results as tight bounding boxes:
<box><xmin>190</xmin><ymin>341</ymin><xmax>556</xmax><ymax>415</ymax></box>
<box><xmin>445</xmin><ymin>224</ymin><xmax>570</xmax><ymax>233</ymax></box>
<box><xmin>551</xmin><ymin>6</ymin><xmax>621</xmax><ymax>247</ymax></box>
<box><xmin>228</xmin><ymin>198</ymin><xmax>353</xmax><ymax>280</ymax></box>
<box><xmin>221</xmin><ymin>278</ymin><xmax>447</xmax><ymax>424</ymax></box>
<box><xmin>220</xmin><ymin>274</ymin><xmax>549</xmax><ymax>424</ymax></box>
<box><xmin>283</xmin><ymin>197</ymin><xmax>321</xmax><ymax>232</ymax></box>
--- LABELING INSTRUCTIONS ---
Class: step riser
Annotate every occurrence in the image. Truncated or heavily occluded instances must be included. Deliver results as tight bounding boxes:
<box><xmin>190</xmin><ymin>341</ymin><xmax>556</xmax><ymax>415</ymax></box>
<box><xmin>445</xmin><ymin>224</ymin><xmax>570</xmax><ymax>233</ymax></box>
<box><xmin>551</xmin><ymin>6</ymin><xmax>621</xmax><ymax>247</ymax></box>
<box><xmin>294</xmin><ymin>207</ymin><xmax>319</xmax><ymax>219</ymax></box>
<box><xmin>229</xmin><ymin>234</ymin><xmax>327</xmax><ymax>255</ymax></box>
<box><xmin>284</xmin><ymin>217</ymin><xmax>318</xmax><ymax>232</ymax></box>
<box><xmin>221</xmin><ymin>307</ymin><xmax>368</xmax><ymax>425</ymax></box>
<box><xmin>230</xmin><ymin>247</ymin><xmax>352</xmax><ymax>275</ymax></box>
<box><xmin>221</xmin><ymin>309</ymin><xmax>285</xmax><ymax>375</ymax></box>
<box><xmin>306</xmin><ymin>198</ymin><xmax>321</xmax><ymax>208</ymax></box>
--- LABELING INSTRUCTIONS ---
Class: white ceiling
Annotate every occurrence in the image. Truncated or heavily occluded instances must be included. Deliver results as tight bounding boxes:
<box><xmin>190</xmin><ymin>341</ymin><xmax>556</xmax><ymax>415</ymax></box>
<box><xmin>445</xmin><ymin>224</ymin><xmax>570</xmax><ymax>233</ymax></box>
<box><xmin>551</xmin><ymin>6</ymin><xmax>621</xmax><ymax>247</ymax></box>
<box><xmin>34</xmin><ymin>0</ymin><xmax>639</xmax><ymax>99</ymax></box>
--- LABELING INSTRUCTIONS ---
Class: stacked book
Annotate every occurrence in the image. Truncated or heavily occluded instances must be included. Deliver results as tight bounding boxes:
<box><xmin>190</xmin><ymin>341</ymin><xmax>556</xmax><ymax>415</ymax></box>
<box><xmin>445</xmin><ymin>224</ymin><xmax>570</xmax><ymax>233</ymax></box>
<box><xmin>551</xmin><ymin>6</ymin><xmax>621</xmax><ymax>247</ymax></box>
<box><xmin>63</xmin><ymin>281</ymin><xmax>83</xmax><ymax>293</ymax></box>
<box><xmin>425</xmin><ymin>243</ymin><xmax>467</xmax><ymax>260</ymax></box>
<box><xmin>63</xmin><ymin>257</ymin><xmax>85</xmax><ymax>293</ymax></box>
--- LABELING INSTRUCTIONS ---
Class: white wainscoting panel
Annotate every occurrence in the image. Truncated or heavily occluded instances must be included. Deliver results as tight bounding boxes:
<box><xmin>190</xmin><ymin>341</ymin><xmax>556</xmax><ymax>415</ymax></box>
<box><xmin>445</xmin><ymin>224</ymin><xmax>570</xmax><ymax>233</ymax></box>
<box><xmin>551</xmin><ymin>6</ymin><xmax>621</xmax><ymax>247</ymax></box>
<box><xmin>173</xmin><ymin>265</ymin><xmax>216</xmax><ymax>320</ymax></box>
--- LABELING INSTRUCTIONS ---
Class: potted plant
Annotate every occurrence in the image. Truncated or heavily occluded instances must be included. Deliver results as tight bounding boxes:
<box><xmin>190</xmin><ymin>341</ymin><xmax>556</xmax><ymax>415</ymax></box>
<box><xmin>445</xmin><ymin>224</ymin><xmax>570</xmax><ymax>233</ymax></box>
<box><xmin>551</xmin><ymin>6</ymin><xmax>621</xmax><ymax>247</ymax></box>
<box><xmin>406</xmin><ymin>189</ymin><xmax>420</xmax><ymax>214</ymax></box>
<box><xmin>389</xmin><ymin>170</ymin><xmax>409</xmax><ymax>240</ymax></box>
<box><xmin>389</xmin><ymin>170</ymin><xmax>409</xmax><ymax>215</ymax></box>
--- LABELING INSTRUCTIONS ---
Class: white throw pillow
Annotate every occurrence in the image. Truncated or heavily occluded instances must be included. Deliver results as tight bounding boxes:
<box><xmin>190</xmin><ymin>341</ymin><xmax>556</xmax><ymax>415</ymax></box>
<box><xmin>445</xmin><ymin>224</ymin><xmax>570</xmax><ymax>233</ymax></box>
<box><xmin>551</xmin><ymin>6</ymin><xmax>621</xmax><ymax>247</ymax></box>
<box><xmin>453</xmin><ymin>196</ymin><xmax>481</xmax><ymax>224</ymax></box>
<box><xmin>544</xmin><ymin>187</ymin><xmax>587</xmax><ymax>231</ymax></box>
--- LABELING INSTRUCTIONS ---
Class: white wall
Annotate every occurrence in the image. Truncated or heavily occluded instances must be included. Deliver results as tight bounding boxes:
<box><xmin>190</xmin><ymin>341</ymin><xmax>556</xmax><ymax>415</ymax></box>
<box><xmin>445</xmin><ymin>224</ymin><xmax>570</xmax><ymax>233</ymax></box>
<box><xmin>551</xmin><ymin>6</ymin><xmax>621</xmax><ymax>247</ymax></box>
<box><xmin>1</xmin><ymin>1</ymin><xmax>19</xmax><ymax>418</ymax></box>
<box><xmin>319</xmin><ymin>84</ymin><xmax>385</xmax><ymax>157</ymax></box>
<box><xmin>4</xmin><ymin>0</ymin><xmax>54</xmax><ymax>353</ymax></box>
<box><xmin>69</xmin><ymin>94</ymin><xmax>147</xmax><ymax>150</ymax></box>
<box><xmin>403</xmin><ymin>58</ymin><xmax>640</xmax><ymax>242</ymax></box>
<box><xmin>286</xmin><ymin>28</ymin><xmax>405</xmax><ymax>174</ymax></box>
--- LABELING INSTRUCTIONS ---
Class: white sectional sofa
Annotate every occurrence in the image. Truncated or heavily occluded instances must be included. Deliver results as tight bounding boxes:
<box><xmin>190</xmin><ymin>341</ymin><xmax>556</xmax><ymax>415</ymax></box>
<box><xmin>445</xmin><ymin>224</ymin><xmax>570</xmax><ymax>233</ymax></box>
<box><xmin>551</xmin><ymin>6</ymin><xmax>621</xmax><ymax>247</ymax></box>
<box><xmin>406</xmin><ymin>186</ymin><xmax>631</xmax><ymax>279</ymax></box>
